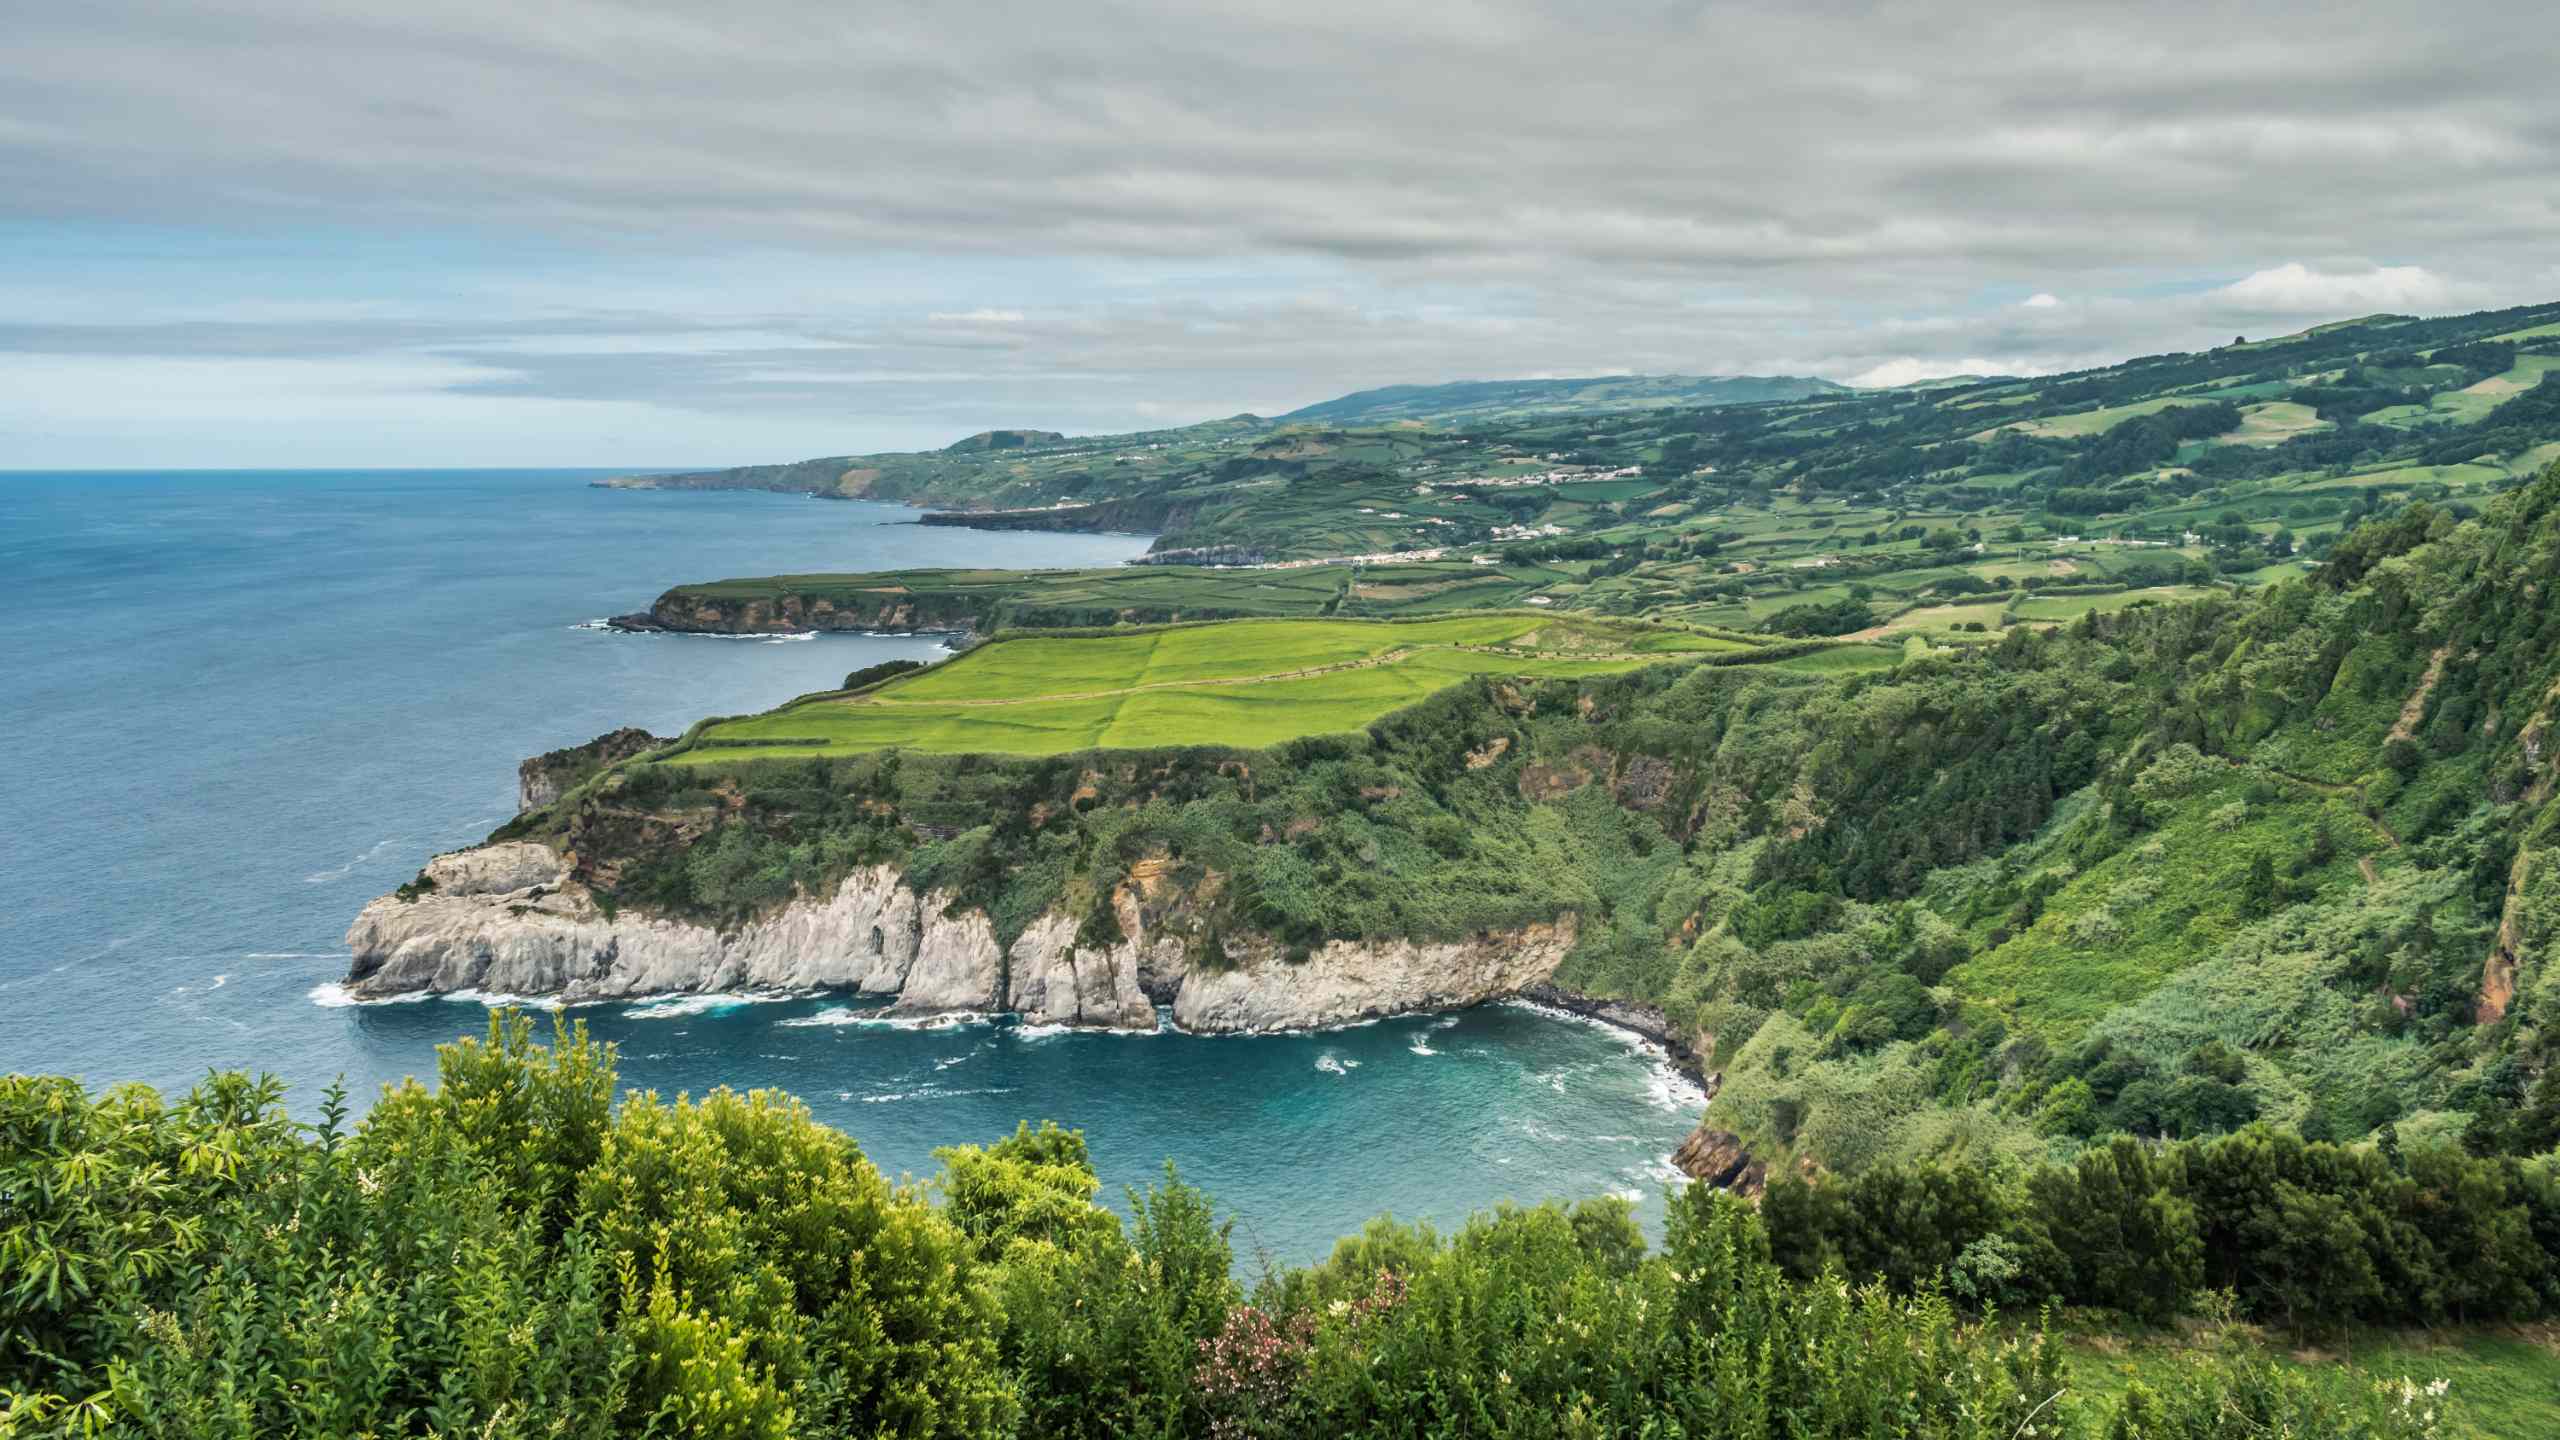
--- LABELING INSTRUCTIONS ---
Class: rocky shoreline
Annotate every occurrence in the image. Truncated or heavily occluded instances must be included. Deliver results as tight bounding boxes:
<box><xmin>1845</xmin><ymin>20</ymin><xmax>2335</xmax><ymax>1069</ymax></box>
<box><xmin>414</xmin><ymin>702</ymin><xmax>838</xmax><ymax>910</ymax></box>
<box><xmin>345</xmin><ymin>842</ymin><xmax>1580</xmax><ymax>1033</ymax></box>
<box><xmin>605</xmin><ymin>589</ymin><xmax>985</xmax><ymax>637</ymax></box>
<box><xmin>1512</xmin><ymin>985</ymin><xmax>1758</xmax><ymax>1194</ymax></box>
<box><xmin>1514</xmin><ymin>984</ymin><xmax>1707</xmax><ymax>1087</ymax></box>
<box><xmin>346</xmin><ymin>840</ymin><xmax>1757</xmax><ymax>1190</ymax></box>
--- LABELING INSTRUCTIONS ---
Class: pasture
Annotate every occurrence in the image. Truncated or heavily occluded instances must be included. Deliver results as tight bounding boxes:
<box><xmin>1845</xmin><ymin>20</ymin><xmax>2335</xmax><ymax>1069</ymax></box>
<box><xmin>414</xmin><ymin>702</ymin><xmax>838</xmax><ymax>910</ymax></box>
<box><xmin>671</xmin><ymin>613</ymin><xmax>1757</xmax><ymax>760</ymax></box>
<box><xmin>2223</xmin><ymin>400</ymin><xmax>2327</xmax><ymax>445</ymax></box>
<box><xmin>1973</xmin><ymin>394</ymin><xmax>2223</xmax><ymax>440</ymax></box>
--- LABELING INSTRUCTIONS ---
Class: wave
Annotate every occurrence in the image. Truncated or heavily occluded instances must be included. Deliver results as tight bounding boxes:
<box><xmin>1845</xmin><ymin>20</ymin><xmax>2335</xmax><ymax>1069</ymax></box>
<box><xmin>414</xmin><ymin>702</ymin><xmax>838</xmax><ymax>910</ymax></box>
<box><xmin>1630</xmin><ymin>1156</ymin><xmax>1691</xmax><ymax>1189</ymax></box>
<box><xmin>441</xmin><ymin>988</ymin><xmax>567</xmax><ymax>1010</ymax></box>
<box><xmin>619</xmin><ymin>627</ymin><xmax>830</xmax><ymax>642</ymax></box>
<box><xmin>1252</xmin><ymin>1013</ymin><xmax>1393</xmax><ymax>1039</ymax></box>
<box><xmin>1314</xmin><ymin>1051</ymin><xmax>1362</xmax><ymax>1076</ymax></box>
<box><xmin>619</xmin><ymin>991</ymin><xmax>803</xmax><ymax>1021</ymax></box>
<box><xmin>244</xmin><ymin>951</ymin><xmax>341</xmax><ymax>959</ymax></box>
<box><xmin>304</xmin><ymin>836</ymin><xmax>402</xmax><ymax>884</ymax></box>
<box><xmin>569</xmin><ymin>618</ymin><xmax>615</xmax><ymax>631</ymax></box>
<box><xmin>778</xmin><ymin>1005</ymin><xmax>995</xmax><ymax>1031</ymax></box>
<box><xmin>1503</xmin><ymin>997</ymin><xmax>1706</xmax><ymax>1111</ymax></box>
<box><xmin>310</xmin><ymin>981</ymin><xmax>415</xmax><ymax>1008</ymax></box>
<box><xmin>1409</xmin><ymin>1014</ymin><xmax>1462</xmax><ymax>1056</ymax></box>
<box><xmin>1644</xmin><ymin>1058</ymin><xmax>1710</xmax><ymax>1113</ymax></box>
<box><xmin>858</xmin><ymin>1084</ymin><xmax>1018</xmax><ymax>1105</ymax></box>
<box><xmin>305</xmin><ymin>981</ymin><xmax>562</xmax><ymax>1010</ymax></box>
<box><xmin>1011</xmin><ymin>1013</ymin><xmax>1167</xmax><ymax>1040</ymax></box>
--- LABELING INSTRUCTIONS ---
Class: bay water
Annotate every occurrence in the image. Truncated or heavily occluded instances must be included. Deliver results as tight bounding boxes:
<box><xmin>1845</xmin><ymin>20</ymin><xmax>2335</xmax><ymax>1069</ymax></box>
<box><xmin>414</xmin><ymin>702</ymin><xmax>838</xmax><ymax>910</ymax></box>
<box><xmin>0</xmin><ymin>469</ymin><xmax>1701</xmax><ymax>1263</ymax></box>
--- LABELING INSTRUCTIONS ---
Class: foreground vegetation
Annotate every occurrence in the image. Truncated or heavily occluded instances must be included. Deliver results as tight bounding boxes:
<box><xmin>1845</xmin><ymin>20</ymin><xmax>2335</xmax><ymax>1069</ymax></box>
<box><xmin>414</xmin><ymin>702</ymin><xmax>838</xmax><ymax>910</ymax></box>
<box><xmin>3</xmin><ymin>1018</ymin><xmax>2507</xmax><ymax>1438</ymax></box>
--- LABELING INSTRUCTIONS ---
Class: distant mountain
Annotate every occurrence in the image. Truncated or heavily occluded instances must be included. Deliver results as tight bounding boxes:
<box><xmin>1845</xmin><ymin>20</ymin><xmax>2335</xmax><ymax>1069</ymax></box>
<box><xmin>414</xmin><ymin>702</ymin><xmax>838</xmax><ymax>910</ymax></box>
<box><xmin>1885</xmin><ymin>374</ymin><xmax>2019</xmax><ymax>391</ymax></box>
<box><xmin>1279</xmin><ymin>373</ymin><xmax>1848</xmax><ymax>424</ymax></box>
<box><xmin>943</xmin><ymin>428</ymin><xmax>1067</xmax><ymax>453</ymax></box>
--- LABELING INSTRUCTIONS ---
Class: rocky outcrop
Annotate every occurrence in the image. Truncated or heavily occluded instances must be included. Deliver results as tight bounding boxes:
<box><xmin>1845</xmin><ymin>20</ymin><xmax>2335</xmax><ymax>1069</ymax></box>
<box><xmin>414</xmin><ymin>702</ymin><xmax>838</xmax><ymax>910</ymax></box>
<box><xmin>345</xmin><ymin>849</ymin><xmax>1000</xmax><ymax>1011</ymax></box>
<box><xmin>1172</xmin><ymin>917</ymin><xmax>1578</xmax><ymax>1033</ymax></box>
<box><xmin>1671</xmin><ymin>1125</ymin><xmax>1765</xmax><ymax>1197</ymax></box>
<box><xmin>344</xmin><ymin>844</ymin><xmax>1580</xmax><ymax>1035</ymax></box>
<box><xmin>610</xmin><ymin>587</ymin><xmax>984</xmax><ymax>637</ymax></box>
<box><xmin>518</xmin><ymin>728</ymin><xmax>667</xmax><ymax>812</ymax></box>
<box><xmin>1004</xmin><ymin>913</ymin><xmax>1160</xmax><ymax>1029</ymax></box>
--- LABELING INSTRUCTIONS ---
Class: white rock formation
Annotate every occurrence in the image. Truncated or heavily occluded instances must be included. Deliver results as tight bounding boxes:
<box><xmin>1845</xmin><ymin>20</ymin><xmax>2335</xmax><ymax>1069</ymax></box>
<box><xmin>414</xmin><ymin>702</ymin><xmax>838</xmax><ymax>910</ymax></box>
<box><xmin>1171</xmin><ymin>917</ymin><xmax>1577</xmax><ymax>1033</ymax></box>
<box><xmin>344</xmin><ymin>849</ymin><xmax>997</xmax><ymax>1012</ymax></box>
<box><xmin>345</xmin><ymin>842</ymin><xmax>1574</xmax><ymax>1033</ymax></box>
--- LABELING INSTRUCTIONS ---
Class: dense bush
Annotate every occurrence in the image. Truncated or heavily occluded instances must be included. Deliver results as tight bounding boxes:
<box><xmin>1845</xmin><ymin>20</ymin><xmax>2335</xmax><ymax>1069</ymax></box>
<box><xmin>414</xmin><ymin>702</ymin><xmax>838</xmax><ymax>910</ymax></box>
<box><xmin>1758</xmin><ymin>596</ymin><xmax>1874</xmax><ymax>636</ymax></box>
<box><xmin>1761</xmin><ymin>1125</ymin><xmax>2560</xmax><ymax>1332</ymax></box>
<box><xmin>0</xmin><ymin>1020</ymin><xmax>2466</xmax><ymax>1438</ymax></box>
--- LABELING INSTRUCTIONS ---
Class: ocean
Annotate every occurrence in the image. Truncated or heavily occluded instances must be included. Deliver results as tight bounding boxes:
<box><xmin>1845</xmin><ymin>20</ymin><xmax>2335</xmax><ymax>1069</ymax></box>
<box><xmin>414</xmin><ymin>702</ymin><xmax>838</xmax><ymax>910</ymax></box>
<box><xmin>0</xmin><ymin>468</ymin><xmax>1702</xmax><ymax>1263</ymax></box>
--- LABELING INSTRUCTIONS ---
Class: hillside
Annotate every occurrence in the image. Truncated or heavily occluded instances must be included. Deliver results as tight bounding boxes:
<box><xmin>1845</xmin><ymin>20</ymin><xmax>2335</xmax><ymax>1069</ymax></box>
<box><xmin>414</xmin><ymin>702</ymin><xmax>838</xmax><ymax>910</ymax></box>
<box><xmin>365</xmin><ymin>303</ymin><xmax>2560</xmax><ymax>1201</ymax></box>
<box><xmin>1276</xmin><ymin>372</ymin><xmax>1849</xmax><ymax>424</ymax></box>
<box><xmin>416</xmin><ymin>306</ymin><xmax>2560</xmax><ymax>1073</ymax></box>
<box><xmin>430</xmin><ymin>470</ymin><xmax>2560</xmax><ymax>1172</ymax></box>
<box><xmin>608</xmin><ymin>299</ymin><xmax>2560</xmax><ymax>584</ymax></box>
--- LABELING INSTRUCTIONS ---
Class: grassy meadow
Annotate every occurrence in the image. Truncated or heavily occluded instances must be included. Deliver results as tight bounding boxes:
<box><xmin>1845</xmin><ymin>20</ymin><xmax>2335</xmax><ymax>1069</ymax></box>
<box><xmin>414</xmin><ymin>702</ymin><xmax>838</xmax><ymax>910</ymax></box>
<box><xmin>674</xmin><ymin>613</ymin><xmax>1759</xmax><ymax>760</ymax></box>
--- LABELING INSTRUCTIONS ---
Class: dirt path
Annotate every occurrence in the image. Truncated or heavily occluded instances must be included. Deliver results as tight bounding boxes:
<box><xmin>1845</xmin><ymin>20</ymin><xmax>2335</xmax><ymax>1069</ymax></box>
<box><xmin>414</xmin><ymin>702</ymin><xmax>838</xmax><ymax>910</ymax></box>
<box><xmin>2387</xmin><ymin>645</ymin><xmax>2452</xmax><ymax>744</ymax></box>
<box><xmin>2212</xmin><ymin>754</ymin><xmax>2400</xmax><ymax>886</ymax></box>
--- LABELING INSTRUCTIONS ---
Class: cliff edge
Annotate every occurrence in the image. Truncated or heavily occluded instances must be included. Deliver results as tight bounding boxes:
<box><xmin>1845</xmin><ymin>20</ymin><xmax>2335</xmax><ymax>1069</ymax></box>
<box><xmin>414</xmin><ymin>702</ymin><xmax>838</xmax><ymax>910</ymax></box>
<box><xmin>344</xmin><ymin>841</ymin><xmax>1579</xmax><ymax>1034</ymax></box>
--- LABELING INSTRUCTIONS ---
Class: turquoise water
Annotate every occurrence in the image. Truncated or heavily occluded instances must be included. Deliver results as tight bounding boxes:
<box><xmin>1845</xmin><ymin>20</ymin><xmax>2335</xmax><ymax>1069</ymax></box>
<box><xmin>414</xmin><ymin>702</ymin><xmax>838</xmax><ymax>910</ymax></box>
<box><xmin>0</xmin><ymin>469</ymin><xmax>1701</xmax><ymax>1264</ymax></box>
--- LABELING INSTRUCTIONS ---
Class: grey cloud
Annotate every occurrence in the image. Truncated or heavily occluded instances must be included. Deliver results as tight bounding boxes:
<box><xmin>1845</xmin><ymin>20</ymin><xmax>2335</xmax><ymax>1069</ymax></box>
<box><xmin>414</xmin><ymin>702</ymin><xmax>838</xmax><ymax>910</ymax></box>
<box><xmin>5</xmin><ymin>0</ymin><xmax>2559</xmax><ymax>458</ymax></box>
<box><xmin>6</xmin><ymin>0</ymin><xmax>2555</xmax><ymax>286</ymax></box>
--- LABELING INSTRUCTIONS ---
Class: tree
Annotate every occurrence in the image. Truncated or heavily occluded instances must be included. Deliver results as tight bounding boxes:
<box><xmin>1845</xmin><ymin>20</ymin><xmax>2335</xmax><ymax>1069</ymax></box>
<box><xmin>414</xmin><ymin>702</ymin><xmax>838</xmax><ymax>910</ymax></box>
<box><xmin>2243</xmin><ymin>851</ymin><xmax>2280</xmax><ymax>916</ymax></box>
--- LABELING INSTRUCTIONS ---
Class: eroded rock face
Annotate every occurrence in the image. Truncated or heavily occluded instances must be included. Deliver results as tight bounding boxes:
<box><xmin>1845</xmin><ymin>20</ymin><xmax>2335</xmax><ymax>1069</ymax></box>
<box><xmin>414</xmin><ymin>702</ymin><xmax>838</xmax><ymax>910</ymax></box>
<box><xmin>347</xmin><ymin>846</ymin><xmax>1579</xmax><ymax>1035</ymax></box>
<box><xmin>345</xmin><ymin>855</ymin><xmax>997</xmax><ymax>1010</ymax></box>
<box><xmin>1004</xmin><ymin>912</ymin><xmax>1159</xmax><ymax>1030</ymax></box>
<box><xmin>1671</xmin><ymin>1125</ymin><xmax>1765</xmax><ymax>1197</ymax></box>
<box><xmin>518</xmin><ymin>728</ymin><xmax>666</xmax><ymax>813</ymax></box>
<box><xmin>1171</xmin><ymin>916</ymin><xmax>1578</xmax><ymax>1033</ymax></box>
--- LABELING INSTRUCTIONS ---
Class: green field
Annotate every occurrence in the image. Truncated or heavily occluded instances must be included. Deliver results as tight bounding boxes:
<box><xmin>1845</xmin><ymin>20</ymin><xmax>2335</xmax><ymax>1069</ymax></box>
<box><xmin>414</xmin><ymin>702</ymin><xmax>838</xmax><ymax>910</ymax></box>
<box><xmin>2009</xmin><ymin>584</ymin><xmax>2222</xmax><ymax>622</ymax></box>
<box><xmin>1975</xmin><ymin>394</ymin><xmax>2224</xmax><ymax>439</ymax></box>
<box><xmin>675</xmin><ymin>614</ymin><xmax>1755</xmax><ymax>760</ymax></box>
<box><xmin>2224</xmin><ymin>399</ymin><xmax>2328</xmax><ymax>445</ymax></box>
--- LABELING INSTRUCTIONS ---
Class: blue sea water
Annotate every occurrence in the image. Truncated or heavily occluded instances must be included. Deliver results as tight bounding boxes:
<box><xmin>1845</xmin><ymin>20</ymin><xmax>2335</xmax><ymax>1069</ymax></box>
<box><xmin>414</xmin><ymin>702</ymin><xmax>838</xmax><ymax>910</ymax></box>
<box><xmin>0</xmin><ymin>469</ymin><xmax>1702</xmax><ymax>1264</ymax></box>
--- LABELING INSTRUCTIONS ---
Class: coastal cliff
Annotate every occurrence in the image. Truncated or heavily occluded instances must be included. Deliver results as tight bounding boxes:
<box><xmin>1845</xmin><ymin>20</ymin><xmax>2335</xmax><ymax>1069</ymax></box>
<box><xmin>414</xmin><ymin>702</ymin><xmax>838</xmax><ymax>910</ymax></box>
<box><xmin>518</xmin><ymin>727</ymin><xmax>667</xmax><ymax>811</ymax></box>
<box><xmin>611</xmin><ymin>587</ymin><xmax>986</xmax><ymax>636</ymax></box>
<box><xmin>344</xmin><ymin>841</ymin><xmax>1580</xmax><ymax>1033</ymax></box>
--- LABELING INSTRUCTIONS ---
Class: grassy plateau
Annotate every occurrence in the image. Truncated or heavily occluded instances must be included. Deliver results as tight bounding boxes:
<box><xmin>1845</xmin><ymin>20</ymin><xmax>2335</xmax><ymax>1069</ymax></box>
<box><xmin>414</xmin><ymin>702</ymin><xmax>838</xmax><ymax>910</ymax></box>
<box><xmin>678</xmin><ymin>613</ymin><xmax>1759</xmax><ymax>760</ymax></box>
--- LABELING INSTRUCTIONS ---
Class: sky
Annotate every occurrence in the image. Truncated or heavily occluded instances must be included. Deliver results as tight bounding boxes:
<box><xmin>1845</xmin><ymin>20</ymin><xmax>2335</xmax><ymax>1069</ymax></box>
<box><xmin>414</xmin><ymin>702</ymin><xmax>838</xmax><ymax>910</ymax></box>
<box><xmin>4</xmin><ymin>0</ymin><xmax>2557</xmax><ymax>469</ymax></box>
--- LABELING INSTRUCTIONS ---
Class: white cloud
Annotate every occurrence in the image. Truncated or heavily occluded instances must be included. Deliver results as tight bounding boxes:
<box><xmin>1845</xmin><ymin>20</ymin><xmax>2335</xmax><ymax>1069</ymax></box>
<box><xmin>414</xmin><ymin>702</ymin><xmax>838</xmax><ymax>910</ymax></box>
<box><xmin>2020</xmin><ymin>292</ymin><xmax>2061</xmax><ymax>308</ymax></box>
<box><xmin>1846</xmin><ymin>356</ymin><xmax>2015</xmax><ymax>388</ymax></box>
<box><xmin>2207</xmin><ymin>262</ymin><xmax>2456</xmax><ymax>316</ymax></box>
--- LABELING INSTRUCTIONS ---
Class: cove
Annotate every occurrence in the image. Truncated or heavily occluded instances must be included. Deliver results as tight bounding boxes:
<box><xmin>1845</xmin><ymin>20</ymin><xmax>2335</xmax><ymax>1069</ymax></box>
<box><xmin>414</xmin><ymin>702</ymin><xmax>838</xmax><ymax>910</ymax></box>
<box><xmin>0</xmin><ymin>468</ymin><xmax>1699</xmax><ymax>1263</ymax></box>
